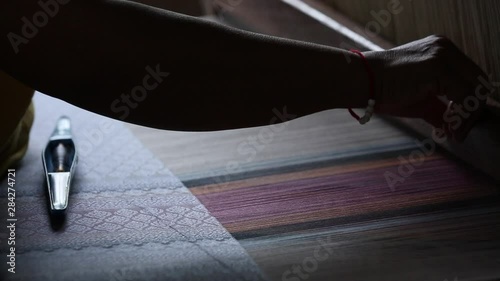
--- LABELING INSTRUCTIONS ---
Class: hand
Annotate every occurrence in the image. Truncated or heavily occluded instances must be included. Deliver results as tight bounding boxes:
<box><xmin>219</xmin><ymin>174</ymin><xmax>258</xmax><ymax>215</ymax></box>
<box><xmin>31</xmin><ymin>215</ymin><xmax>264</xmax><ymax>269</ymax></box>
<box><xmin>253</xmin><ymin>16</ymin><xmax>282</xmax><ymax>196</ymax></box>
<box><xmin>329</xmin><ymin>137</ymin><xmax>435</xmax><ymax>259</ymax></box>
<box><xmin>364</xmin><ymin>35</ymin><xmax>489</xmax><ymax>142</ymax></box>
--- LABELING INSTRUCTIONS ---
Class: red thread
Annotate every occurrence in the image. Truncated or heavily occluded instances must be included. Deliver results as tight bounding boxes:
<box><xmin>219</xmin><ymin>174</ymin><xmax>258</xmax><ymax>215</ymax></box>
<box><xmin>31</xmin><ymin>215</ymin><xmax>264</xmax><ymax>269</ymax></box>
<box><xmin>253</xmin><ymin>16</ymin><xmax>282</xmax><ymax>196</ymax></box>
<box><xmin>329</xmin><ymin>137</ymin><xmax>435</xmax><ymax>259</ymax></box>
<box><xmin>348</xmin><ymin>50</ymin><xmax>375</xmax><ymax>121</ymax></box>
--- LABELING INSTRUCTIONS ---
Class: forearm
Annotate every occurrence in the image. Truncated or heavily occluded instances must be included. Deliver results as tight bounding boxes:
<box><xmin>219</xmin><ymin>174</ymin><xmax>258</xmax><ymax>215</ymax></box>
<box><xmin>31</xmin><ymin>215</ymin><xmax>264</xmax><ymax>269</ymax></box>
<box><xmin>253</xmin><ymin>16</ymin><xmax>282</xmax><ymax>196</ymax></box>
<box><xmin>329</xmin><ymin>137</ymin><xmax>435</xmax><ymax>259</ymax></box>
<box><xmin>0</xmin><ymin>0</ymin><xmax>369</xmax><ymax>131</ymax></box>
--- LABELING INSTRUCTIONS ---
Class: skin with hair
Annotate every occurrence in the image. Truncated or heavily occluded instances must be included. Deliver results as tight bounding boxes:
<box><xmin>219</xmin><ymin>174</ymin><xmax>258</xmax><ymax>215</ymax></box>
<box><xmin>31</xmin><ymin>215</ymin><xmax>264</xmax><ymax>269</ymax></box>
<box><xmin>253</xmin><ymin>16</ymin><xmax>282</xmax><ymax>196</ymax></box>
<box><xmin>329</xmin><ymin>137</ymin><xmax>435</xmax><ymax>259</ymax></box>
<box><xmin>0</xmin><ymin>0</ymin><xmax>487</xmax><ymax>144</ymax></box>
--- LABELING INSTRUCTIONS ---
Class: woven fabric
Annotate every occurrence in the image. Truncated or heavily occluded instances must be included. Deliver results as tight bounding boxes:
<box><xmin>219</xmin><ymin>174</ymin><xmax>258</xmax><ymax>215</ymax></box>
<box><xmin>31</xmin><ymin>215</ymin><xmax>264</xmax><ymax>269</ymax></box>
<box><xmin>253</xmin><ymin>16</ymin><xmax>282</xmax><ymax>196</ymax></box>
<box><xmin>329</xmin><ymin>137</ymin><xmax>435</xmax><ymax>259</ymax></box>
<box><xmin>185</xmin><ymin>113</ymin><xmax>500</xmax><ymax>281</ymax></box>
<box><xmin>0</xmin><ymin>93</ymin><xmax>268</xmax><ymax>281</ymax></box>
<box><xmin>128</xmin><ymin>105</ymin><xmax>500</xmax><ymax>280</ymax></box>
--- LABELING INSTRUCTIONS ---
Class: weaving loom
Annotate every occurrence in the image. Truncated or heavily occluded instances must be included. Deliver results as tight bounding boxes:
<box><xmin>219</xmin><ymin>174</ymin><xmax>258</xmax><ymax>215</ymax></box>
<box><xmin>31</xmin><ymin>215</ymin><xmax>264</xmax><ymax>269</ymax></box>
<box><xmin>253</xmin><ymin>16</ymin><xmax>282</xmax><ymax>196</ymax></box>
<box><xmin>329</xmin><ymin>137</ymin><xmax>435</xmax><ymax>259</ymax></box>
<box><xmin>133</xmin><ymin>1</ymin><xmax>499</xmax><ymax>280</ymax></box>
<box><xmin>132</xmin><ymin>111</ymin><xmax>500</xmax><ymax>280</ymax></box>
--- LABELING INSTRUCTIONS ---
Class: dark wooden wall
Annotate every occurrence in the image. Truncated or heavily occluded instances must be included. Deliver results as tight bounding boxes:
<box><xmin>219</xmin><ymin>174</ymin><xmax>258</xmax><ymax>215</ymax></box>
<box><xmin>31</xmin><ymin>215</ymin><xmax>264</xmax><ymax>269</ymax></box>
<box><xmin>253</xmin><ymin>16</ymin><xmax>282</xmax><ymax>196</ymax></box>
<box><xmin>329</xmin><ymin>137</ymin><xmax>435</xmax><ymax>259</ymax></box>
<box><xmin>324</xmin><ymin>0</ymin><xmax>500</xmax><ymax>100</ymax></box>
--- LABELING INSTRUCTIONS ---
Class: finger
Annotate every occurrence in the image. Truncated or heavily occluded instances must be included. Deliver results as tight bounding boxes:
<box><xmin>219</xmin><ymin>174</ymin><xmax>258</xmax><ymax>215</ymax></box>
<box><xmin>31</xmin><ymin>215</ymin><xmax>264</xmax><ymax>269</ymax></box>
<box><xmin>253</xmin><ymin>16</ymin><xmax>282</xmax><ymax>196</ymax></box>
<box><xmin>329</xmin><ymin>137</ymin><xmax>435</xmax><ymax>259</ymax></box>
<box><xmin>438</xmin><ymin>74</ymin><xmax>486</xmax><ymax>141</ymax></box>
<box><xmin>424</xmin><ymin>96</ymin><xmax>449</xmax><ymax>130</ymax></box>
<box><xmin>439</xmin><ymin>37</ymin><xmax>488</xmax><ymax>124</ymax></box>
<box><xmin>449</xmin><ymin>90</ymin><xmax>485</xmax><ymax>142</ymax></box>
<box><xmin>452</xmin><ymin>97</ymin><xmax>485</xmax><ymax>143</ymax></box>
<box><xmin>420</xmin><ymin>96</ymin><xmax>453</xmax><ymax>140</ymax></box>
<box><xmin>375</xmin><ymin>95</ymin><xmax>453</xmax><ymax>139</ymax></box>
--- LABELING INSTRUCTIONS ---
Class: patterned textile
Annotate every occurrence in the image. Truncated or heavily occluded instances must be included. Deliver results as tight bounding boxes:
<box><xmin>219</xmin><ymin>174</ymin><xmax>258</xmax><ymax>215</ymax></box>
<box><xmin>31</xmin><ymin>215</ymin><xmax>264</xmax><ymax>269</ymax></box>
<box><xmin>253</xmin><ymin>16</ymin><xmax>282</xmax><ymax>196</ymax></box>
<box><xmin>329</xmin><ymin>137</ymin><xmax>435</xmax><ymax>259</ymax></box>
<box><xmin>0</xmin><ymin>93</ymin><xmax>268</xmax><ymax>281</ymax></box>
<box><xmin>185</xmin><ymin>112</ymin><xmax>500</xmax><ymax>281</ymax></box>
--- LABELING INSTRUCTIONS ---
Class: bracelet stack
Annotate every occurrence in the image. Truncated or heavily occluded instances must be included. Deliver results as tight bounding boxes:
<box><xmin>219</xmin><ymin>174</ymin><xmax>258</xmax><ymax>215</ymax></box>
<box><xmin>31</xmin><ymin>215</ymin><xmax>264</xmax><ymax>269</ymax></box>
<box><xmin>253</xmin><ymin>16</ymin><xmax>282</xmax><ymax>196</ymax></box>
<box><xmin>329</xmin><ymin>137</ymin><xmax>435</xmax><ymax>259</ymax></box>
<box><xmin>348</xmin><ymin>50</ymin><xmax>376</xmax><ymax>125</ymax></box>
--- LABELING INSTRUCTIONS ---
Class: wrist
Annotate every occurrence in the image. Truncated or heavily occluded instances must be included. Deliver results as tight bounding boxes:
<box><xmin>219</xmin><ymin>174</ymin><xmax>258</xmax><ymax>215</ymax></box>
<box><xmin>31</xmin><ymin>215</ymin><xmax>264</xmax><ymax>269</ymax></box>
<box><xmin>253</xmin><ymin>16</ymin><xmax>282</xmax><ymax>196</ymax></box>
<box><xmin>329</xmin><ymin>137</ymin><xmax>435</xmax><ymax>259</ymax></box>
<box><xmin>362</xmin><ymin>50</ymin><xmax>385</xmax><ymax>105</ymax></box>
<box><xmin>347</xmin><ymin>50</ymin><xmax>378</xmax><ymax>124</ymax></box>
<box><xmin>347</xmin><ymin>51</ymin><xmax>372</xmax><ymax>108</ymax></box>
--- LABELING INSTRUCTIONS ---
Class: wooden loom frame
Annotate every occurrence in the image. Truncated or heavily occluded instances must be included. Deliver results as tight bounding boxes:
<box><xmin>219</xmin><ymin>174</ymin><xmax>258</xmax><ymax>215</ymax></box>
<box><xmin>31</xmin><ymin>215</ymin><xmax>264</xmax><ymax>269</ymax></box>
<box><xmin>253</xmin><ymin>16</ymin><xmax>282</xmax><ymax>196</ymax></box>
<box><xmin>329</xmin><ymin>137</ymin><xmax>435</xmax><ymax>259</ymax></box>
<box><xmin>203</xmin><ymin>0</ymin><xmax>500</xmax><ymax>182</ymax></box>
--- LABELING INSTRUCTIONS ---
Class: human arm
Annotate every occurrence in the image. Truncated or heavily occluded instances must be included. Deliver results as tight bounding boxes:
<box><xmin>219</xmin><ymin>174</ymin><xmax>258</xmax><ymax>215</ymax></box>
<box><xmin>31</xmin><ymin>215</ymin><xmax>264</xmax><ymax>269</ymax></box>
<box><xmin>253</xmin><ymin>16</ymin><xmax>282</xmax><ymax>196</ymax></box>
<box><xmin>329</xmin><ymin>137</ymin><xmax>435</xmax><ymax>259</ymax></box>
<box><xmin>0</xmin><ymin>1</ymin><xmax>486</xmax><ymax>138</ymax></box>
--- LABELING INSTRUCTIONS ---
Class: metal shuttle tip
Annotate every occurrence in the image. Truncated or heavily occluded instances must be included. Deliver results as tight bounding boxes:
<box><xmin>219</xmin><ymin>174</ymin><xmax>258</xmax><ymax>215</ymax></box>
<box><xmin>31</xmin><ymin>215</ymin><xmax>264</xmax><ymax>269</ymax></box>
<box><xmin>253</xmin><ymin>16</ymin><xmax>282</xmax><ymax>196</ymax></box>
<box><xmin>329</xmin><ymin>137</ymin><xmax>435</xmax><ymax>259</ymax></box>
<box><xmin>42</xmin><ymin>116</ymin><xmax>78</xmax><ymax>214</ymax></box>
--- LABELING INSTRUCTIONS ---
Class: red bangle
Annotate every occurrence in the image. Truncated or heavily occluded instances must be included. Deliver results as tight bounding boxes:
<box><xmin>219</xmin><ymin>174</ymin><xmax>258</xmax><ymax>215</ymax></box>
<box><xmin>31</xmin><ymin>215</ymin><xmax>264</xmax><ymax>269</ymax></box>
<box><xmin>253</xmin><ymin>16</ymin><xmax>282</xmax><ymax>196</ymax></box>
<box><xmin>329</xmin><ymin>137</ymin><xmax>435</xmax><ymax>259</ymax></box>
<box><xmin>348</xmin><ymin>50</ymin><xmax>376</xmax><ymax>124</ymax></box>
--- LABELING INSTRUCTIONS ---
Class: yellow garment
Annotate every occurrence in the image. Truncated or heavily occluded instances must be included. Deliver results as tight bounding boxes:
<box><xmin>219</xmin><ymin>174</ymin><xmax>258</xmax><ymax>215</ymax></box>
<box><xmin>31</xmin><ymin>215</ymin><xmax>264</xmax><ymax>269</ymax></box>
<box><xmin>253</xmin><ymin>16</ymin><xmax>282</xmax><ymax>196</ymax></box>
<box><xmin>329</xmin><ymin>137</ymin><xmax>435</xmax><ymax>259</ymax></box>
<box><xmin>0</xmin><ymin>71</ymin><xmax>35</xmax><ymax>173</ymax></box>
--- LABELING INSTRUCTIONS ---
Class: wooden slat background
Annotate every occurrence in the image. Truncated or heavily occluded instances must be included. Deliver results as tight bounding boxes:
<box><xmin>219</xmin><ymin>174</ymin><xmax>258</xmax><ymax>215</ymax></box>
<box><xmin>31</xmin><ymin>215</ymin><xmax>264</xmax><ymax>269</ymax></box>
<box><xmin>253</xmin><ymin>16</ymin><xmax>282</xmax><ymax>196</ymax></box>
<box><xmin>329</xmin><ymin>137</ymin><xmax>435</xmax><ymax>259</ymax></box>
<box><xmin>323</xmin><ymin>0</ymin><xmax>500</xmax><ymax>101</ymax></box>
